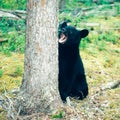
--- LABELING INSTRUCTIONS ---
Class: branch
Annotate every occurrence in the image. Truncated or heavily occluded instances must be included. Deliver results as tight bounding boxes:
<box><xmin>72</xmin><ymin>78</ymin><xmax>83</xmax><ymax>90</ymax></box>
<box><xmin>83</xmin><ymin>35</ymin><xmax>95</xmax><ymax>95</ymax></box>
<box><xmin>102</xmin><ymin>80</ymin><xmax>120</xmax><ymax>90</ymax></box>
<box><xmin>0</xmin><ymin>9</ymin><xmax>26</xmax><ymax>19</ymax></box>
<box><xmin>0</xmin><ymin>10</ymin><xmax>19</xmax><ymax>19</ymax></box>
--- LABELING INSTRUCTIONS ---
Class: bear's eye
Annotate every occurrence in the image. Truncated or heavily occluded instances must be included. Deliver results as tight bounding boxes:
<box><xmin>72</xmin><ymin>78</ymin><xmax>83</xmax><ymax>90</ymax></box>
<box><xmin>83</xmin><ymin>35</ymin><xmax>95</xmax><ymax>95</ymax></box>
<box><xmin>62</xmin><ymin>28</ymin><xmax>66</xmax><ymax>32</ymax></box>
<box><xmin>70</xmin><ymin>31</ymin><xmax>73</xmax><ymax>34</ymax></box>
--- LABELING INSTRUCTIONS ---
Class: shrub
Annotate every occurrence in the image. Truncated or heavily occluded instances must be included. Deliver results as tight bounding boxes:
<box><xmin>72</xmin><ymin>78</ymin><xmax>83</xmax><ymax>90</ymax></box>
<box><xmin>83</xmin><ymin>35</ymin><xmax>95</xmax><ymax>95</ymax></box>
<box><xmin>80</xmin><ymin>37</ymin><xmax>90</xmax><ymax>50</ymax></box>
<box><xmin>0</xmin><ymin>70</ymin><xmax>3</xmax><ymax>78</ymax></box>
<box><xmin>0</xmin><ymin>18</ymin><xmax>25</xmax><ymax>53</ymax></box>
<box><xmin>0</xmin><ymin>0</ymin><xmax>26</xmax><ymax>10</ymax></box>
<box><xmin>13</xmin><ymin>66</ymin><xmax>23</xmax><ymax>77</ymax></box>
<box><xmin>98</xmin><ymin>31</ymin><xmax>119</xmax><ymax>44</ymax></box>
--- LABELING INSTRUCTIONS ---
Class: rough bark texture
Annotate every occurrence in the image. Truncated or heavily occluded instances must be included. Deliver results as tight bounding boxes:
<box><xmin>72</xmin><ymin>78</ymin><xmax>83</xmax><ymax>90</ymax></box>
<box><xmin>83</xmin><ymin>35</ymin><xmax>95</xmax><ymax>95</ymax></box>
<box><xmin>16</xmin><ymin>0</ymin><xmax>62</xmax><ymax>115</ymax></box>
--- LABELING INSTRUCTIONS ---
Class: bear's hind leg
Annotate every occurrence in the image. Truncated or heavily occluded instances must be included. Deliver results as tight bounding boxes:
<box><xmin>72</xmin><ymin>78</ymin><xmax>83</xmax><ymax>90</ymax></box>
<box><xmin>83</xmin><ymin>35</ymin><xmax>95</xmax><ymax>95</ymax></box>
<box><xmin>70</xmin><ymin>74</ymin><xmax>88</xmax><ymax>100</ymax></box>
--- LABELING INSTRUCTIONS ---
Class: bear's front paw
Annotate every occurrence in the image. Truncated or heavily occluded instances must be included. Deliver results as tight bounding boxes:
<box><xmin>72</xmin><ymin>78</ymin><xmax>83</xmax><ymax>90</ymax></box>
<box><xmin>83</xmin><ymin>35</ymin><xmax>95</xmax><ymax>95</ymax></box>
<box><xmin>77</xmin><ymin>89</ymin><xmax>88</xmax><ymax>100</ymax></box>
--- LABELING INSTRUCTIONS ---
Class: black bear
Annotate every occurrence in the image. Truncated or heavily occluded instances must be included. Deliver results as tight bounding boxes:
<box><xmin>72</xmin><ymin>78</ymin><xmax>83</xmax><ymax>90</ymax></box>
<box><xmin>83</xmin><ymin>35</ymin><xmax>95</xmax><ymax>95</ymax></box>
<box><xmin>58</xmin><ymin>22</ymin><xmax>89</xmax><ymax>102</ymax></box>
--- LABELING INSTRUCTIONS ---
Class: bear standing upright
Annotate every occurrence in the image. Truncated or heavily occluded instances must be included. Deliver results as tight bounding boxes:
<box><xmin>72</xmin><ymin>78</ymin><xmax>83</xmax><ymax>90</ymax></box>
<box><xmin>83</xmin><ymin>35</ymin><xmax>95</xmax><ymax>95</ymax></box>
<box><xmin>58</xmin><ymin>22</ymin><xmax>89</xmax><ymax>102</ymax></box>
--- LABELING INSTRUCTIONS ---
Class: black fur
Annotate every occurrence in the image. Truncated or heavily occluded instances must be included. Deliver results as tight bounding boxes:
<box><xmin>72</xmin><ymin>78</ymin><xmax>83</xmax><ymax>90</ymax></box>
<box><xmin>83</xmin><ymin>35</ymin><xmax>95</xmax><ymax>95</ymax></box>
<box><xmin>58</xmin><ymin>22</ymin><xmax>89</xmax><ymax>102</ymax></box>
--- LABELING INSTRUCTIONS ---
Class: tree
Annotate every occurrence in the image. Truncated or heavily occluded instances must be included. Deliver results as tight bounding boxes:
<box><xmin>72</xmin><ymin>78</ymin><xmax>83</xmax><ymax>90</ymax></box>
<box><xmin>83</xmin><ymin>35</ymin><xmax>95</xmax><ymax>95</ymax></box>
<box><xmin>16</xmin><ymin>0</ymin><xmax>62</xmax><ymax>115</ymax></box>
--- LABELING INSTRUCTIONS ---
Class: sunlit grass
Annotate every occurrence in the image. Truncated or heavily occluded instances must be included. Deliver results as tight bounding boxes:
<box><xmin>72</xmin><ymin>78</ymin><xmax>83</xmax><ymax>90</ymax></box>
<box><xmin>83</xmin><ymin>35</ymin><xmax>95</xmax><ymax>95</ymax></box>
<box><xmin>0</xmin><ymin>53</ymin><xmax>24</xmax><ymax>92</ymax></box>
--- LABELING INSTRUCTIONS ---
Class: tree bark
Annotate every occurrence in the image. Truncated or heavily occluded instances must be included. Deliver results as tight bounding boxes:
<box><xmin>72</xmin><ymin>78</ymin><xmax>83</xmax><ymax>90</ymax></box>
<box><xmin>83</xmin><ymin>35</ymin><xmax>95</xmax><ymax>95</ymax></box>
<box><xmin>16</xmin><ymin>0</ymin><xmax>62</xmax><ymax>115</ymax></box>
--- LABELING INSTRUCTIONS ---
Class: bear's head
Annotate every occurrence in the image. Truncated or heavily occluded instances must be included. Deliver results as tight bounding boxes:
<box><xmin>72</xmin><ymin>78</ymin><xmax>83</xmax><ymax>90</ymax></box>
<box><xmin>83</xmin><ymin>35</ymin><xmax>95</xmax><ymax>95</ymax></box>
<box><xmin>58</xmin><ymin>22</ymin><xmax>89</xmax><ymax>45</ymax></box>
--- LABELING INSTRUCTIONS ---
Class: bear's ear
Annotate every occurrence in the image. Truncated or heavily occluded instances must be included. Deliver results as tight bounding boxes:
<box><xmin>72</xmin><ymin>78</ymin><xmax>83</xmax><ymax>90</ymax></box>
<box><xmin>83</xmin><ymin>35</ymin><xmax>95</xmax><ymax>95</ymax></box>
<box><xmin>60</xmin><ymin>22</ymin><xmax>67</xmax><ymax>28</ymax></box>
<box><xmin>80</xmin><ymin>29</ymin><xmax>89</xmax><ymax>38</ymax></box>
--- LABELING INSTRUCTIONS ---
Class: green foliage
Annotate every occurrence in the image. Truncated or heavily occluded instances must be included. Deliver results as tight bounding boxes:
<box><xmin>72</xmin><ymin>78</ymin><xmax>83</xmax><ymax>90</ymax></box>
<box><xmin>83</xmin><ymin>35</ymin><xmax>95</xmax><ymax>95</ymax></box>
<box><xmin>0</xmin><ymin>18</ymin><xmax>25</xmax><ymax>33</ymax></box>
<box><xmin>0</xmin><ymin>0</ymin><xmax>119</xmax><ymax>55</ymax></box>
<box><xmin>0</xmin><ymin>70</ymin><xmax>3</xmax><ymax>77</ymax></box>
<box><xmin>80</xmin><ymin>37</ymin><xmax>90</xmax><ymax>50</ymax></box>
<box><xmin>3</xmin><ymin>48</ymin><xmax>12</xmax><ymax>56</ymax></box>
<box><xmin>7</xmin><ymin>32</ymin><xmax>25</xmax><ymax>53</ymax></box>
<box><xmin>0</xmin><ymin>0</ymin><xmax>26</xmax><ymax>10</ymax></box>
<box><xmin>98</xmin><ymin>41</ymin><xmax>106</xmax><ymax>51</ymax></box>
<box><xmin>0</xmin><ymin>18</ymin><xmax>25</xmax><ymax>53</ymax></box>
<box><xmin>60</xmin><ymin>0</ymin><xmax>120</xmax><ymax>13</ymax></box>
<box><xmin>51</xmin><ymin>111</ymin><xmax>64</xmax><ymax>119</ymax></box>
<box><xmin>13</xmin><ymin>66</ymin><xmax>23</xmax><ymax>77</ymax></box>
<box><xmin>98</xmin><ymin>31</ymin><xmax>119</xmax><ymax>44</ymax></box>
<box><xmin>79</xmin><ymin>29</ymin><xmax>119</xmax><ymax>51</ymax></box>
<box><xmin>116</xmin><ymin>5</ymin><xmax>120</xmax><ymax>14</ymax></box>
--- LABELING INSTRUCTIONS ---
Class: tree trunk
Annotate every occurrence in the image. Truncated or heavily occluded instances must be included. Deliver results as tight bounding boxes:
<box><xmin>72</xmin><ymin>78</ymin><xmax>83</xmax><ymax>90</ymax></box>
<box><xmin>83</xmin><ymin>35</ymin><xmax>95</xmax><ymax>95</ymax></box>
<box><xmin>16</xmin><ymin>0</ymin><xmax>62</xmax><ymax>115</ymax></box>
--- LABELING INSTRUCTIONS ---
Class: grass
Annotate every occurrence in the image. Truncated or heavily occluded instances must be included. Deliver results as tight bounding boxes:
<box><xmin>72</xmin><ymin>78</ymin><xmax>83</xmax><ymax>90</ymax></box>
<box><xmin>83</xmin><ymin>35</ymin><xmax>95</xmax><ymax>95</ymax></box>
<box><xmin>0</xmin><ymin>53</ymin><xmax>24</xmax><ymax>92</ymax></box>
<box><xmin>0</xmin><ymin>70</ymin><xmax>3</xmax><ymax>78</ymax></box>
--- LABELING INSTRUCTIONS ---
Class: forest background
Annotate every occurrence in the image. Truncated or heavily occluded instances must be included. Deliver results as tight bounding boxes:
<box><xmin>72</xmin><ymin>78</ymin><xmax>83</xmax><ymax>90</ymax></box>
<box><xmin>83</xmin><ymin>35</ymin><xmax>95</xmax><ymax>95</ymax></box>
<box><xmin>0</xmin><ymin>0</ymin><xmax>120</xmax><ymax>119</ymax></box>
